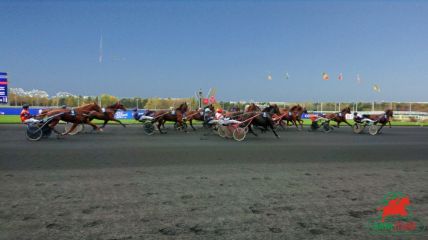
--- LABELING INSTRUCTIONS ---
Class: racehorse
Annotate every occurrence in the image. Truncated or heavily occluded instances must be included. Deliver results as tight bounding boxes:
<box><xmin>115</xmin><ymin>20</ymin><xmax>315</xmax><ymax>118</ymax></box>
<box><xmin>280</xmin><ymin>105</ymin><xmax>307</xmax><ymax>130</ymax></box>
<box><xmin>245</xmin><ymin>103</ymin><xmax>261</xmax><ymax>112</ymax></box>
<box><xmin>155</xmin><ymin>102</ymin><xmax>188</xmax><ymax>134</ymax></box>
<box><xmin>186</xmin><ymin>104</ymin><xmax>215</xmax><ymax>130</ymax></box>
<box><xmin>37</xmin><ymin>103</ymin><xmax>103</xmax><ymax>135</ymax></box>
<box><xmin>363</xmin><ymin>109</ymin><xmax>393</xmax><ymax>132</ymax></box>
<box><xmin>324</xmin><ymin>107</ymin><xmax>352</xmax><ymax>127</ymax></box>
<box><xmin>240</xmin><ymin>104</ymin><xmax>280</xmax><ymax>138</ymax></box>
<box><xmin>87</xmin><ymin>102</ymin><xmax>127</xmax><ymax>128</ymax></box>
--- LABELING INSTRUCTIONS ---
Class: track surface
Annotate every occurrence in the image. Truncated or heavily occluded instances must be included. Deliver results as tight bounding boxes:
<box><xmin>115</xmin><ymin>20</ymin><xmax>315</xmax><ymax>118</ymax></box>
<box><xmin>1</xmin><ymin>124</ymin><xmax>428</xmax><ymax>239</ymax></box>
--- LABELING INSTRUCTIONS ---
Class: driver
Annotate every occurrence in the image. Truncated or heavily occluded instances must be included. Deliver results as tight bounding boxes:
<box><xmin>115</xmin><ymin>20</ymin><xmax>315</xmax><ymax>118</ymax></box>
<box><xmin>215</xmin><ymin>108</ymin><xmax>224</xmax><ymax>120</ymax></box>
<box><xmin>353</xmin><ymin>112</ymin><xmax>363</xmax><ymax>123</ymax></box>
<box><xmin>20</xmin><ymin>104</ymin><xmax>32</xmax><ymax>122</ymax></box>
<box><xmin>133</xmin><ymin>108</ymin><xmax>155</xmax><ymax>121</ymax></box>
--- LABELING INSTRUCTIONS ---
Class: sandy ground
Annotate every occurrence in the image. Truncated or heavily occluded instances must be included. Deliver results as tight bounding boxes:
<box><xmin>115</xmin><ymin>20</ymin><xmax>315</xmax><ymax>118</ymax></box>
<box><xmin>0</xmin><ymin>124</ymin><xmax>427</xmax><ymax>240</ymax></box>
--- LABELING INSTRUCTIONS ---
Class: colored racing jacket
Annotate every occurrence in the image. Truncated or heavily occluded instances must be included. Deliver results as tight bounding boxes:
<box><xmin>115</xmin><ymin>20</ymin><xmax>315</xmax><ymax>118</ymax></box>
<box><xmin>20</xmin><ymin>109</ymin><xmax>31</xmax><ymax>122</ymax></box>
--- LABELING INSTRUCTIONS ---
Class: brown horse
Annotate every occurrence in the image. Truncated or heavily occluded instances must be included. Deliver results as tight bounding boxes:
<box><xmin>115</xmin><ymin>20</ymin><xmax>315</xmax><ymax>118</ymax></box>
<box><xmin>88</xmin><ymin>102</ymin><xmax>127</xmax><ymax>128</ymax></box>
<box><xmin>186</xmin><ymin>104</ymin><xmax>215</xmax><ymax>130</ymax></box>
<box><xmin>37</xmin><ymin>103</ymin><xmax>103</xmax><ymax>135</ymax></box>
<box><xmin>280</xmin><ymin>105</ymin><xmax>307</xmax><ymax>130</ymax></box>
<box><xmin>245</xmin><ymin>103</ymin><xmax>261</xmax><ymax>112</ymax></box>
<box><xmin>155</xmin><ymin>102</ymin><xmax>188</xmax><ymax>134</ymax></box>
<box><xmin>363</xmin><ymin>109</ymin><xmax>393</xmax><ymax>132</ymax></box>
<box><xmin>324</xmin><ymin>107</ymin><xmax>352</xmax><ymax>127</ymax></box>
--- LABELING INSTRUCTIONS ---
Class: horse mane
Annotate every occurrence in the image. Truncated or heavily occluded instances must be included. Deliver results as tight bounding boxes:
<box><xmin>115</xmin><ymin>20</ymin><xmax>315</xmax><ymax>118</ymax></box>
<box><xmin>341</xmin><ymin>107</ymin><xmax>350</xmax><ymax>113</ymax></box>
<box><xmin>176</xmin><ymin>102</ymin><xmax>188</xmax><ymax>112</ymax></box>
<box><xmin>106</xmin><ymin>102</ymin><xmax>121</xmax><ymax>109</ymax></box>
<box><xmin>290</xmin><ymin>105</ymin><xmax>298</xmax><ymax>111</ymax></box>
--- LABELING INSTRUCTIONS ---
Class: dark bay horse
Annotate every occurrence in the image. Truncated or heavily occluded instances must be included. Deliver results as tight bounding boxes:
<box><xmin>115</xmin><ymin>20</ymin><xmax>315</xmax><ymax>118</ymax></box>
<box><xmin>363</xmin><ymin>109</ymin><xmax>393</xmax><ymax>132</ymax></box>
<box><xmin>186</xmin><ymin>104</ymin><xmax>215</xmax><ymax>130</ymax></box>
<box><xmin>325</xmin><ymin>107</ymin><xmax>352</xmax><ymax>127</ymax></box>
<box><xmin>155</xmin><ymin>102</ymin><xmax>188</xmax><ymax>134</ymax></box>
<box><xmin>37</xmin><ymin>103</ymin><xmax>103</xmax><ymax>135</ymax></box>
<box><xmin>240</xmin><ymin>104</ymin><xmax>280</xmax><ymax>138</ymax></box>
<box><xmin>88</xmin><ymin>102</ymin><xmax>127</xmax><ymax>128</ymax></box>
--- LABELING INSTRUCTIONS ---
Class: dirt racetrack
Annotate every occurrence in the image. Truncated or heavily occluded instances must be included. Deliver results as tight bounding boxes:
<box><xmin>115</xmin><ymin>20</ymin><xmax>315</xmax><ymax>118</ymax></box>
<box><xmin>1</xmin><ymin>124</ymin><xmax>428</xmax><ymax>240</ymax></box>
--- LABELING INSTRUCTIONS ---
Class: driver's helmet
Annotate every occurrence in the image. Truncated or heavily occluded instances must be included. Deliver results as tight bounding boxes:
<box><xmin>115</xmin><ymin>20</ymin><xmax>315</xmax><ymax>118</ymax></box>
<box><xmin>216</xmin><ymin>108</ymin><xmax>223</xmax><ymax>113</ymax></box>
<box><xmin>132</xmin><ymin>107</ymin><xmax>138</xmax><ymax>111</ymax></box>
<box><xmin>22</xmin><ymin>104</ymin><xmax>30</xmax><ymax>109</ymax></box>
<box><xmin>61</xmin><ymin>105</ymin><xmax>67</xmax><ymax>109</ymax></box>
<box><xmin>205</xmin><ymin>108</ymin><xmax>211</xmax><ymax>113</ymax></box>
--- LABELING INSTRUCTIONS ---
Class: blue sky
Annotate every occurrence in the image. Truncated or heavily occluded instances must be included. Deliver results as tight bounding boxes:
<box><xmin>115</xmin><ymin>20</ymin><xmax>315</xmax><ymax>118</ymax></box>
<box><xmin>1</xmin><ymin>0</ymin><xmax>427</xmax><ymax>102</ymax></box>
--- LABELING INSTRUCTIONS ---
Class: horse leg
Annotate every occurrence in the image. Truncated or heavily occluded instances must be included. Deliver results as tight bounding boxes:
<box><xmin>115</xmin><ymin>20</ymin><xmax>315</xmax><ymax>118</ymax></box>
<box><xmin>62</xmin><ymin>123</ymin><xmax>78</xmax><ymax>135</ymax></box>
<box><xmin>279</xmin><ymin>120</ymin><xmax>286</xmax><ymax>129</ymax></box>
<box><xmin>48</xmin><ymin>119</ymin><xmax>62</xmax><ymax>135</ymax></box>
<box><xmin>293</xmin><ymin>119</ymin><xmax>299</xmax><ymax>129</ymax></box>
<box><xmin>389</xmin><ymin>120</ymin><xmax>392</xmax><ymax>128</ymax></box>
<box><xmin>378</xmin><ymin>123</ymin><xmax>385</xmax><ymax>133</ymax></box>
<box><xmin>189</xmin><ymin>119</ymin><xmax>196</xmax><ymax>131</ymax></box>
<box><xmin>87</xmin><ymin>121</ymin><xmax>101</xmax><ymax>132</ymax></box>
<box><xmin>157</xmin><ymin>120</ymin><xmax>166</xmax><ymax>134</ymax></box>
<box><xmin>248</xmin><ymin>125</ymin><xmax>258</xmax><ymax>137</ymax></box>
<box><xmin>112</xmin><ymin>119</ymin><xmax>126</xmax><ymax>128</ymax></box>
<box><xmin>101</xmin><ymin>120</ymin><xmax>108</xmax><ymax>128</ymax></box>
<box><xmin>269</xmin><ymin>120</ymin><xmax>280</xmax><ymax>138</ymax></box>
<box><xmin>180</xmin><ymin>118</ymin><xmax>187</xmax><ymax>132</ymax></box>
<box><xmin>344</xmin><ymin>120</ymin><xmax>352</xmax><ymax>127</ymax></box>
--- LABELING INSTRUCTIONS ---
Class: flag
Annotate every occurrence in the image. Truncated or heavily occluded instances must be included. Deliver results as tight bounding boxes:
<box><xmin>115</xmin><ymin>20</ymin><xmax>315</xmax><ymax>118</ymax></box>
<box><xmin>373</xmin><ymin>84</ymin><xmax>381</xmax><ymax>93</ymax></box>
<box><xmin>356</xmin><ymin>74</ymin><xmax>361</xmax><ymax>84</ymax></box>
<box><xmin>338</xmin><ymin>73</ymin><xmax>343</xmax><ymax>80</ymax></box>
<box><xmin>322</xmin><ymin>72</ymin><xmax>329</xmax><ymax>80</ymax></box>
<box><xmin>267</xmin><ymin>74</ymin><xmax>272</xmax><ymax>80</ymax></box>
<box><xmin>209</xmin><ymin>95</ymin><xmax>216</xmax><ymax>104</ymax></box>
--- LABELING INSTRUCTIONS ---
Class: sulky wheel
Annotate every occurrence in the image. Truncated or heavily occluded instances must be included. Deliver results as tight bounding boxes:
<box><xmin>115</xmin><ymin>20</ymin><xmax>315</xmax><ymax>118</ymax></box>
<box><xmin>353</xmin><ymin>123</ymin><xmax>365</xmax><ymax>134</ymax></box>
<box><xmin>217</xmin><ymin>125</ymin><xmax>226</xmax><ymax>138</ymax></box>
<box><xmin>321</xmin><ymin>122</ymin><xmax>333</xmax><ymax>133</ymax></box>
<box><xmin>143</xmin><ymin>122</ymin><xmax>155</xmax><ymax>135</ymax></box>
<box><xmin>233</xmin><ymin>127</ymin><xmax>247</xmax><ymax>141</ymax></box>
<box><xmin>368</xmin><ymin>125</ymin><xmax>379</xmax><ymax>136</ymax></box>
<box><xmin>224</xmin><ymin>126</ymin><xmax>233</xmax><ymax>138</ymax></box>
<box><xmin>42</xmin><ymin>125</ymin><xmax>53</xmax><ymax>138</ymax></box>
<box><xmin>26</xmin><ymin>124</ymin><xmax>43</xmax><ymax>141</ymax></box>
<box><xmin>310</xmin><ymin>122</ymin><xmax>319</xmax><ymax>131</ymax></box>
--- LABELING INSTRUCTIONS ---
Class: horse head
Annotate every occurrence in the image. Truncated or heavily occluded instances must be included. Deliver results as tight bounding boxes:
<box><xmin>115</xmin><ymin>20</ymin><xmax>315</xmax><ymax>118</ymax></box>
<box><xmin>208</xmin><ymin>104</ymin><xmax>215</xmax><ymax>112</ymax></box>
<box><xmin>302</xmin><ymin>107</ymin><xmax>308</xmax><ymax>114</ymax></box>
<box><xmin>385</xmin><ymin>109</ymin><xmax>393</xmax><ymax>118</ymax></box>
<box><xmin>116</xmin><ymin>102</ymin><xmax>127</xmax><ymax>111</ymax></box>
<box><xmin>176</xmin><ymin>102</ymin><xmax>188</xmax><ymax>113</ymax></box>
<box><xmin>290</xmin><ymin>105</ymin><xmax>298</xmax><ymax>112</ymax></box>
<box><xmin>269</xmin><ymin>104</ymin><xmax>280</xmax><ymax>115</ymax></box>
<box><xmin>342</xmin><ymin>107</ymin><xmax>351</xmax><ymax>114</ymax></box>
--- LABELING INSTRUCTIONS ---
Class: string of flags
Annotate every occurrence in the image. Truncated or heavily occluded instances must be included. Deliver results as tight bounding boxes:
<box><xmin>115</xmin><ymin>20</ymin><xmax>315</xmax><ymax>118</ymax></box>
<box><xmin>265</xmin><ymin>71</ymin><xmax>381</xmax><ymax>94</ymax></box>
